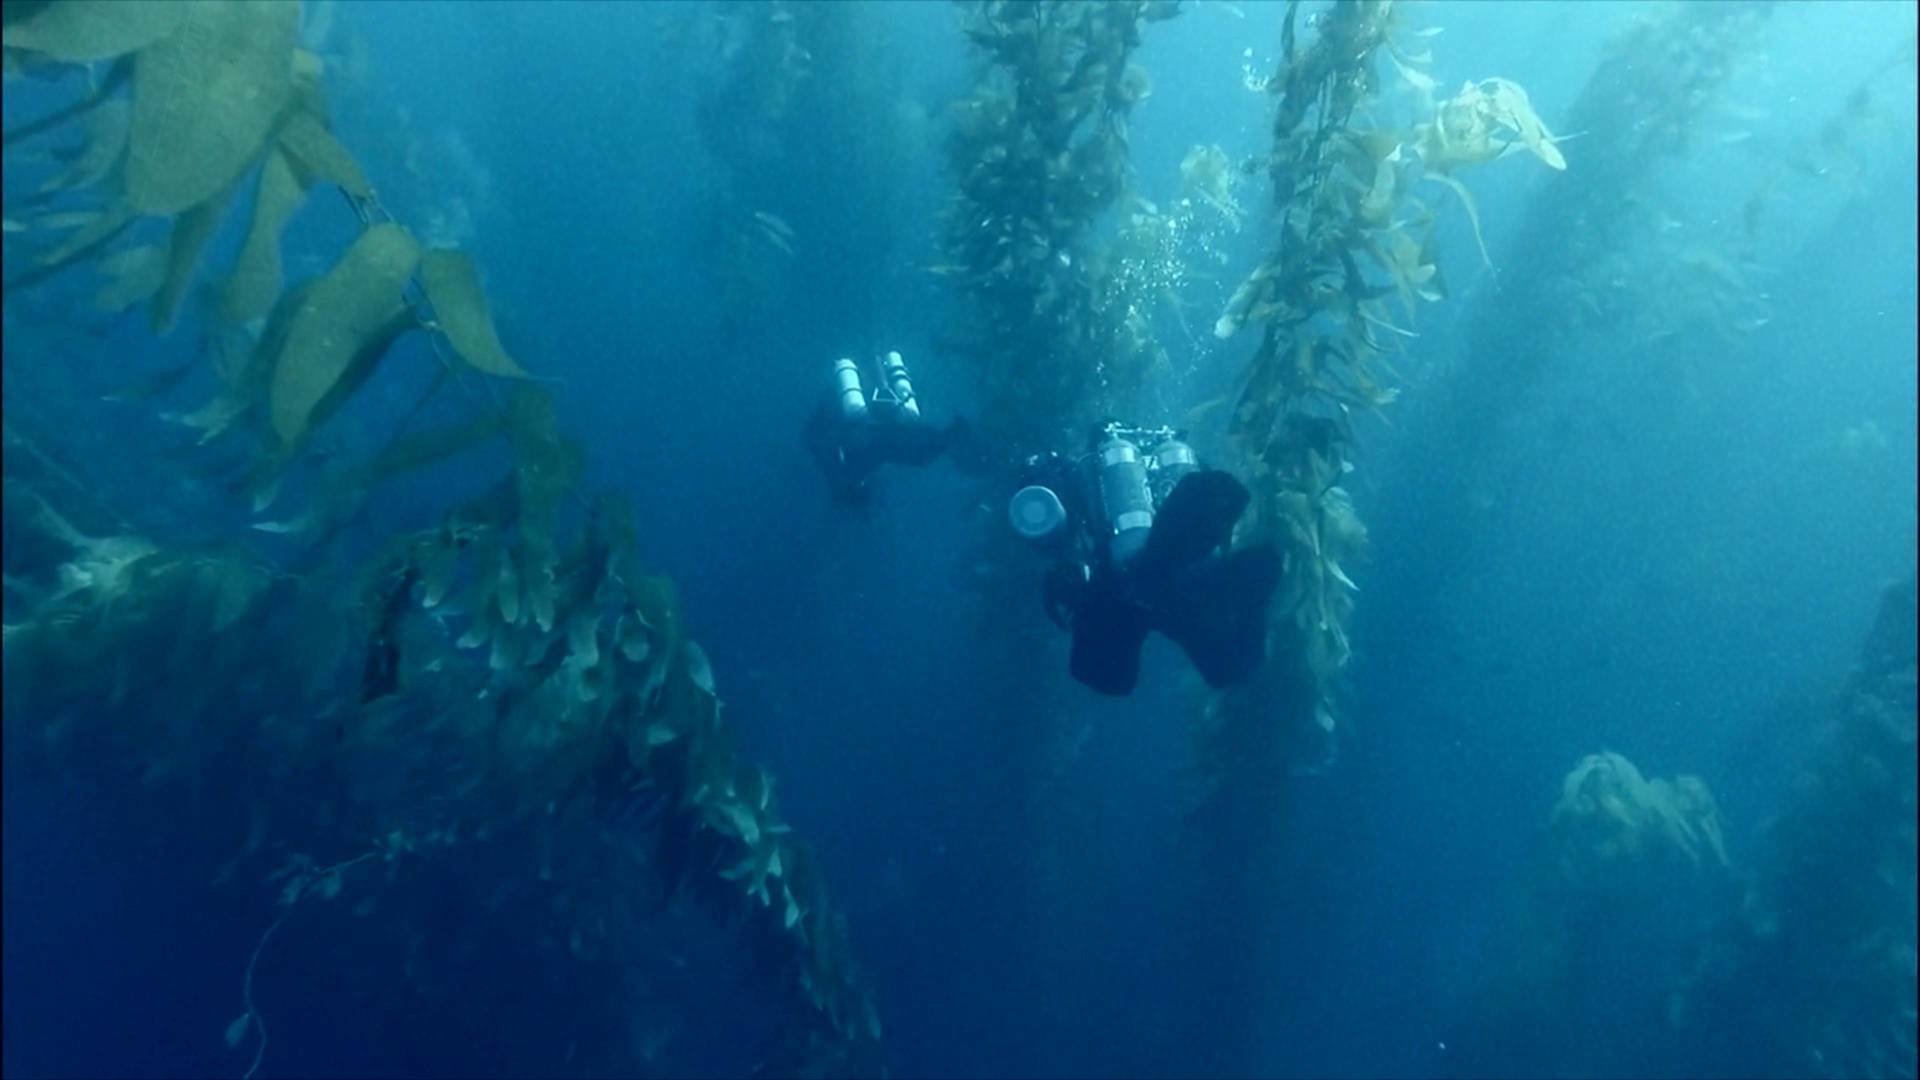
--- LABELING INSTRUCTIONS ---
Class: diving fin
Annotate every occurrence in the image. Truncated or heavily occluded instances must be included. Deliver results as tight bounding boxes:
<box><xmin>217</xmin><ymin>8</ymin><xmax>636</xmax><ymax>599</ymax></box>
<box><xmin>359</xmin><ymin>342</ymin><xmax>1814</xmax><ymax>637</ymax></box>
<box><xmin>1150</xmin><ymin>543</ymin><xmax>1281</xmax><ymax>688</ymax></box>
<box><xmin>1133</xmin><ymin>469</ymin><xmax>1250</xmax><ymax>586</ymax></box>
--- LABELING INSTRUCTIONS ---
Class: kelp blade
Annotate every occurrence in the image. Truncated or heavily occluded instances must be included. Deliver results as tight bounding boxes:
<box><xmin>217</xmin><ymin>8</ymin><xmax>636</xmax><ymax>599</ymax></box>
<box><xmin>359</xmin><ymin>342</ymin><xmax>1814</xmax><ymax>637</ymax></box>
<box><xmin>124</xmin><ymin>0</ymin><xmax>297</xmax><ymax>216</ymax></box>
<box><xmin>1</xmin><ymin>0</ymin><xmax>184</xmax><ymax>62</ymax></box>
<box><xmin>419</xmin><ymin>249</ymin><xmax>530</xmax><ymax>378</ymax></box>
<box><xmin>268</xmin><ymin>223</ymin><xmax>421</xmax><ymax>446</ymax></box>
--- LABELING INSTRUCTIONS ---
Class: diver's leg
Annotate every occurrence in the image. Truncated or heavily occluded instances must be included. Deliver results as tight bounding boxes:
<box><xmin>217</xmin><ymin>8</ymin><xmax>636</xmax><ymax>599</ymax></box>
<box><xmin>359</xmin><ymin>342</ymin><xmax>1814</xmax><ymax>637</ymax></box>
<box><xmin>1068</xmin><ymin>581</ymin><xmax>1152</xmax><ymax>696</ymax></box>
<box><xmin>1134</xmin><ymin>470</ymin><xmax>1251</xmax><ymax>582</ymax></box>
<box><xmin>1152</xmin><ymin>544</ymin><xmax>1281</xmax><ymax>688</ymax></box>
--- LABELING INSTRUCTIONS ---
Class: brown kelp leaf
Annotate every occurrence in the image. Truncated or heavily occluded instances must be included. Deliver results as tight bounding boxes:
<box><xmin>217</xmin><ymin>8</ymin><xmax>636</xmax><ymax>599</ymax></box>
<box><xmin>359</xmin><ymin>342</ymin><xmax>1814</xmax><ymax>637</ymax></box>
<box><xmin>220</xmin><ymin>146</ymin><xmax>311</xmax><ymax>324</ymax></box>
<box><xmin>1422</xmin><ymin>172</ymin><xmax>1489</xmax><ymax>268</ymax></box>
<box><xmin>630</xmin><ymin>575</ymin><xmax>682</xmax><ymax>672</ymax></box>
<box><xmin>522</xmin><ymin>546</ymin><xmax>557</xmax><ymax>633</ymax></box>
<box><xmin>160</xmin><ymin>393</ymin><xmax>248</xmax><ymax>444</ymax></box>
<box><xmin>564</xmin><ymin>610</ymin><xmax>600</xmax><ymax>670</ymax></box>
<box><xmin>1414</xmin><ymin>77</ymin><xmax>1565</xmax><ymax>174</ymax></box>
<box><xmin>207</xmin><ymin>562</ymin><xmax>270</xmax><ymax>631</ymax></box>
<box><xmin>418</xmin><ymin>249</ymin><xmax>530</xmax><ymax>378</ymax></box>
<box><xmin>495</xmin><ymin>545</ymin><xmax>521</xmax><ymax>625</ymax></box>
<box><xmin>301</xmin><ymin>306</ymin><xmax>418</xmax><ymax>447</ymax></box>
<box><xmin>124</xmin><ymin>0</ymin><xmax>297</xmax><ymax>216</ymax></box>
<box><xmin>1484</xmin><ymin>78</ymin><xmax>1565</xmax><ymax>170</ymax></box>
<box><xmin>152</xmin><ymin>177</ymin><xmax>240</xmax><ymax>333</ymax></box>
<box><xmin>364</xmin><ymin>412</ymin><xmax>505</xmax><ymax>483</ymax></box>
<box><xmin>275</xmin><ymin>109</ymin><xmax>371</xmax><ymax>197</ymax></box>
<box><xmin>100</xmin><ymin>357</ymin><xmax>194</xmax><ymax>402</ymax></box>
<box><xmin>34</xmin><ymin>202</ymin><xmax>131</xmax><ymax>266</ymax></box>
<box><xmin>15</xmin><ymin>209</ymin><xmax>105</xmax><ymax>232</ymax></box>
<box><xmin>38</xmin><ymin>97</ymin><xmax>129</xmax><ymax>196</ymax></box>
<box><xmin>2</xmin><ymin>0</ymin><xmax>184</xmax><ymax>62</ymax></box>
<box><xmin>90</xmin><ymin>243</ymin><xmax>166</xmax><ymax>313</ymax></box>
<box><xmin>268</xmin><ymin>223</ymin><xmax>421</xmax><ymax>446</ymax></box>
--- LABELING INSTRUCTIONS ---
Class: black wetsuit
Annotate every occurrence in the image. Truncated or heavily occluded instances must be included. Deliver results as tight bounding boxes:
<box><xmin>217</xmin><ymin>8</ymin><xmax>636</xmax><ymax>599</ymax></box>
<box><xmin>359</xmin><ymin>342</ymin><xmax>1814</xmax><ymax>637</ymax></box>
<box><xmin>804</xmin><ymin>397</ymin><xmax>964</xmax><ymax>507</ymax></box>
<box><xmin>1023</xmin><ymin>453</ymin><xmax>1281</xmax><ymax>696</ymax></box>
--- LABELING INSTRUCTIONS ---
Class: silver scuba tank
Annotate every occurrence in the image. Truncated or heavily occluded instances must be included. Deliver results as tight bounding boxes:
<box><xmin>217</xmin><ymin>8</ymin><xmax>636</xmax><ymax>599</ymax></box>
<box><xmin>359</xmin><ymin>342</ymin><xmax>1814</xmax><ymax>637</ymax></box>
<box><xmin>877</xmin><ymin>350</ymin><xmax>921</xmax><ymax>418</ymax></box>
<box><xmin>1096</xmin><ymin>435</ymin><xmax>1154</xmax><ymax>568</ymax></box>
<box><xmin>1148</xmin><ymin>438</ymin><xmax>1198</xmax><ymax>504</ymax></box>
<box><xmin>833</xmin><ymin>357</ymin><xmax>868</xmax><ymax>419</ymax></box>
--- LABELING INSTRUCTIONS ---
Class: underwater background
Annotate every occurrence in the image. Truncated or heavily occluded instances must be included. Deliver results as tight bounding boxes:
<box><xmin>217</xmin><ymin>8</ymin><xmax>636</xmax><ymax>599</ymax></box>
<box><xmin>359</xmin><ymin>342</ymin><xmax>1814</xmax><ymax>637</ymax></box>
<box><xmin>2</xmin><ymin>1</ymin><xmax>1915</xmax><ymax>1078</ymax></box>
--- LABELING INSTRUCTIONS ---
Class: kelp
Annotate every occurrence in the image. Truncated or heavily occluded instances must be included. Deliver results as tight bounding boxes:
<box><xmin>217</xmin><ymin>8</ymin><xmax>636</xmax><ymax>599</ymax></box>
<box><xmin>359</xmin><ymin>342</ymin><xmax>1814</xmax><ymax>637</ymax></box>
<box><xmin>1550</xmin><ymin>752</ymin><xmax>1729</xmax><ymax>880</ymax></box>
<box><xmin>151</xmin><ymin>175</ymin><xmax>240</xmax><ymax>333</ymax></box>
<box><xmin>699</xmin><ymin>0</ymin><xmax>802</xmax><ymax>330</ymax></box>
<box><xmin>0</xmin><ymin>0</ymin><xmax>183</xmax><ymax>62</ymax></box>
<box><xmin>1213</xmin><ymin>0</ymin><xmax>1557</xmax><ymax>753</ymax></box>
<box><xmin>123</xmin><ymin>0</ymin><xmax>298</xmax><ymax>216</ymax></box>
<box><xmin>1414</xmin><ymin>77</ymin><xmax>1566</xmax><ymax>174</ymax></box>
<box><xmin>1449</xmin><ymin>751</ymin><xmax>1737</xmax><ymax>1078</ymax></box>
<box><xmin>1180</xmin><ymin>4</ymin><xmax>1560</xmax><ymax>1069</ymax></box>
<box><xmin>3</xmin><ymin>4</ymin><xmax>878</xmax><ymax>1073</ymax></box>
<box><xmin>943</xmin><ymin>0</ymin><xmax>1168</xmax><ymax>447</ymax></box>
<box><xmin>89</xmin><ymin>241</ymin><xmax>166</xmax><ymax>314</ymax></box>
<box><xmin>275</xmin><ymin>107</ymin><xmax>372</xmax><ymax>198</ymax></box>
<box><xmin>935</xmin><ymin>8</ymin><xmax>1180</xmax><ymax>1063</ymax></box>
<box><xmin>34</xmin><ymin>97</ymin><xmax>129</xmax><ymax>198</ymax></box>
<box><xmin>418</xmin><ymin>249</ymin><xmax>530</xmax><ymax>379</ymax></box>
<box><xmin>220</xmin><ymin>148</ymin><xmax>312</xmax><ymax>324</ymax></box>
<box><xmin>1672</xmin><ymin>577</ymin><xmax>1918</xmax><ymax>1080</ymax></box>
<box><xmin>1450</xmin><ymin>1</ymin><xmax>1774</xmax><ymax>416</ymax></box>
<box><xmin>266</xmin><ymin>222</ymin><xmax>421</xmax><ymax>446</ymax></box>
<box><xmin>1458</xmin><ymin>583</ymin><xmax>1916</xmax><ymax>1079</ymax></box>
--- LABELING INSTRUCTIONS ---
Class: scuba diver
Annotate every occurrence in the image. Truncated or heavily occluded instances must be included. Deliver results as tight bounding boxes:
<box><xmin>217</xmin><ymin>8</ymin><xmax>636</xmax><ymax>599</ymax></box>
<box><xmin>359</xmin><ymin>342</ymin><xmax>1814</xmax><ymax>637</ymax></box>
<box><xmin>804</xmin><ymin>350</ymin><xmax>971</xmax><ymax>506</ymax></box>
<box><xmin>1008</xmin><ymin>422</ymin><xmax>1281</xmax><ymax>696</ymax></box>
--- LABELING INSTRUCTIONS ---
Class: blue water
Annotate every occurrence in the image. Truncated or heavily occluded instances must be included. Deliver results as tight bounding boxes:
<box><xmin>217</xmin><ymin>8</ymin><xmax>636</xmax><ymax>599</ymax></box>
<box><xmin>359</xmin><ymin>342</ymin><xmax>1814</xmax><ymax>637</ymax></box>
<box><xmin>3</xmin><ymin>2</ymin><xmax>1915</xmax><ymax>1077</ymax></box>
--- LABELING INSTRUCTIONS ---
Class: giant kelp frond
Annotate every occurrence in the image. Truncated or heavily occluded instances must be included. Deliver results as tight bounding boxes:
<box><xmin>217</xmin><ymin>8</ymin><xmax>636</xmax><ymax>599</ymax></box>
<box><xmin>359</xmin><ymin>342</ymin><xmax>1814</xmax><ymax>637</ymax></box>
<box><xmin>266</xmin><ymin>222</ymin><xmax>421</xmax><ymax>447</ymax></box>
<box><xmin>1674</xmin><ymin>578</ymin><xmax>1918</xmax><ymax>1080</ymax></box>
<box><xmin>1549</xmin><ymin>752</ymin><xmax>1730</xmax><ymax>881</ymax></box>
<box><xmin>0</xmin><ymin>0</ymin><xmax>183</xmax><ymax>63</ymax></box>
<box><xmin>2</xmin><ymin>3</ymin><xmax>880</xmax><ymax>1074</ymax></box>
<box><xmin>1180</xmin><ymin>10</ymin><xmax>1561</xmax><ymax>1064</ymax></box>
<box><xmin>1445</xmin><ymin>0</ymin><xmax>1775</xmax><ymax>435</ymax></box>
<box><xmin>122</xmin><ymin>0</ymin><xmax>299</xmax><ymax>217</ymax></box>
<box><xmin>942</xmin><ymin>0</ymin><xmax>1172</xmax><ymax>448</ymax></box>
<box><xmin>1212</xmin><ymin>0</ymin><xmax>1560</xmax><ymax>765</ymax></box>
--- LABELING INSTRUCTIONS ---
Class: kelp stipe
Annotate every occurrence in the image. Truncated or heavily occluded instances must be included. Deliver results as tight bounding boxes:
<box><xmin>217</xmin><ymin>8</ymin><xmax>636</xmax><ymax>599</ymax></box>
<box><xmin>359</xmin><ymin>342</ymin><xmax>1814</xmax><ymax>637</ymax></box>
<box><xmin>1184</xmin><ymin>1</ymin><xmax>1561</xmax><ymax>1068</ymax></box>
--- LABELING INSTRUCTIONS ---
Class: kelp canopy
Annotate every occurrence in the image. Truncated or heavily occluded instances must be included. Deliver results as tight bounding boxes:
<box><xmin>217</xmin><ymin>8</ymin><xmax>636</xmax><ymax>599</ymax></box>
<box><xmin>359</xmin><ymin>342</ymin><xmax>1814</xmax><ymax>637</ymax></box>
<box><xmin>2</xmin><ymin>1</ymin><xmax>879</xmax><ymax>1074</ymax></box>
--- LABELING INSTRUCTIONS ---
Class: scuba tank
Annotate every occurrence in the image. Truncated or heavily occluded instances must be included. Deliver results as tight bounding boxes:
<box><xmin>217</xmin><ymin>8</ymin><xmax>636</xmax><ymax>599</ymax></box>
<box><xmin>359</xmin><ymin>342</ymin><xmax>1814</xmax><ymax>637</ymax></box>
<box><xmin>1095</xmin><ymin>434</ymin><xmax>1155</xmax><ymax>569</ymax></box>
<box><xmin>832</xmin><ymin>358</ymin><xmax>868</xmax><ymax>419</ymax></box>
<box><xmin>877</xmin><ymin>350</ymin><xmax>921</xmax><ymax>418</ymax></box>
<box><xmin>1147</xmin><ymin>437</ymin><xmax>1197</xmax><ymax>505</ymax></box>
